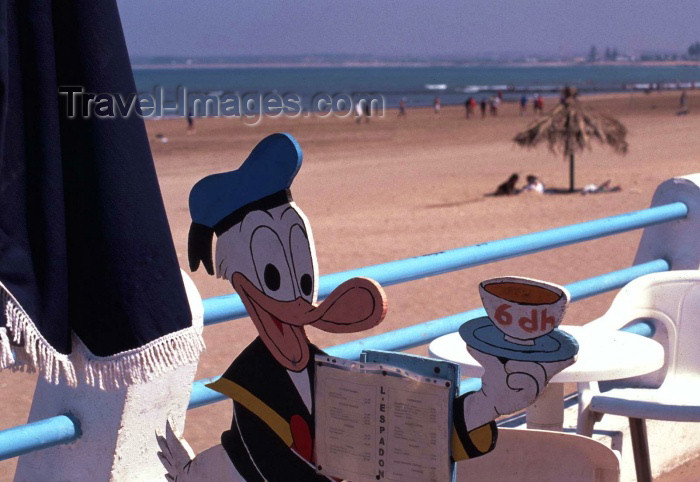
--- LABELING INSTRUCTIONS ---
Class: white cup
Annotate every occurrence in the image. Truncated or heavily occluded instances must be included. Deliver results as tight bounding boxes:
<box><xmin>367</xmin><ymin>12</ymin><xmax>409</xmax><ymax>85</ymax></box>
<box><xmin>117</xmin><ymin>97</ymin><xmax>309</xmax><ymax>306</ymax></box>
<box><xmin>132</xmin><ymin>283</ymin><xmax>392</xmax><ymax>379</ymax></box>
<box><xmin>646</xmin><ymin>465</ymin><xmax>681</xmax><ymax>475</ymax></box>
<box><xmin>479</xmin><ymin>276</ymin><xmax>570</xmax><ymax>345</ymax></box>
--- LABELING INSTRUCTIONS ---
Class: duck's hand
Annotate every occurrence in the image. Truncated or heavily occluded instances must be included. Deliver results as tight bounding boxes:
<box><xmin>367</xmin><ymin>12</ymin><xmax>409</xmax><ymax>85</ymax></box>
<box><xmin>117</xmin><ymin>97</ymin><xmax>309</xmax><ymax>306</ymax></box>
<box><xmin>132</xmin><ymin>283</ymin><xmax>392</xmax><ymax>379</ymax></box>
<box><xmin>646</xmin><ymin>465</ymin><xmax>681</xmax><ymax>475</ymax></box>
<box><xmin>156</xmin><ymin>419</ymin><xmax>195</xmax><ymax>481</ymax></box>
<box><xmin>462</xmin><ymin>349</ymin><xmax>575</xmax><ymax>430</ymax></box>
<box><xmin>157</xmin><ymin>420</ymin><xmax>246</xmax><ymax>481</ymax></box>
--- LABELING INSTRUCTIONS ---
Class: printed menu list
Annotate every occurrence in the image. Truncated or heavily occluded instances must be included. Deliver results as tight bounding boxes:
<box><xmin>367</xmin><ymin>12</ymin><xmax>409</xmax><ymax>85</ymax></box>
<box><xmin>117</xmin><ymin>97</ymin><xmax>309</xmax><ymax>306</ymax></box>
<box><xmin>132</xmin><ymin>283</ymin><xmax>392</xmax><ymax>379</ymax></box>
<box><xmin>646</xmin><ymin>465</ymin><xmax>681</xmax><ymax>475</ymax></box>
<box><xmin>314</xmin><ymin>356</ymin><xmax>451</xmax><ymax>482</ymax></box>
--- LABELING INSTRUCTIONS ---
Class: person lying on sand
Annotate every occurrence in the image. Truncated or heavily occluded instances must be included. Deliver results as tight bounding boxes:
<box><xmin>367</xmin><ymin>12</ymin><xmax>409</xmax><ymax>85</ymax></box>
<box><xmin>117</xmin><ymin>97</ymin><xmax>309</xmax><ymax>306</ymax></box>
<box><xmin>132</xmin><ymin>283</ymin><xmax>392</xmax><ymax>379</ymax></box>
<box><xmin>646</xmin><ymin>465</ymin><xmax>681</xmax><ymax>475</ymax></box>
<box><xmin>582</xmin><ymin>180</ymin><xmax>621</xmax><ymax>194</ymax></box>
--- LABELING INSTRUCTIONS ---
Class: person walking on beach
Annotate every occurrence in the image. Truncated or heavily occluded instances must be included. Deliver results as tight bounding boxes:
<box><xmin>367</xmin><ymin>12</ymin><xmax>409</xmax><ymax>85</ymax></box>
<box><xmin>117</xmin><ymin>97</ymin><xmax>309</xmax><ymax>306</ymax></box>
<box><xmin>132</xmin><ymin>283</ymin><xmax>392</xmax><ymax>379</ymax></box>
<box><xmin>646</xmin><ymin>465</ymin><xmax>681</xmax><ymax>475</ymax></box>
<box><xmin>398</xmin><ymin>97</ymin><xmax>407</xmax><ymax>118</ymax></box>
<box><xmin>533</xmin><ymin>94</ymin><xmax>544</xmax><ymax>115</ymax></box>
<box><xmin>186</xmin><ymin>112</ymin><xmax>195</xmax><ymax>134</ymax></box>
<box><xmin>490</xmin><ymin>95</ymin><xmax>500</xmax><ymax>116</ymax></box>
<box><xmin>480</xmin><ymin>98</ymin><xmax>487</xmax><ymax>118</ymax></box>
<box><xmin>465</xmin><ymin>97</ymin><xmax>474</xmax><ymax>118</ymax></box>
<box><xmin>433</xmin><ymin>96</ymin><xmax>441</xmax><ymax>114</ymax></box>
<box><xmin>355</xmin><ymin>100</ymin><xmax>364</xmax><ymax>124</ymax></box>
<box><xmin>519</xmin><ymin>94</ymin><xmax>528</xmax><ymax>116</ymax></box>
<box><xmin>678</xmin><ymin>90</ymin><xmax>688</xmax><ymax>115</ymax></box>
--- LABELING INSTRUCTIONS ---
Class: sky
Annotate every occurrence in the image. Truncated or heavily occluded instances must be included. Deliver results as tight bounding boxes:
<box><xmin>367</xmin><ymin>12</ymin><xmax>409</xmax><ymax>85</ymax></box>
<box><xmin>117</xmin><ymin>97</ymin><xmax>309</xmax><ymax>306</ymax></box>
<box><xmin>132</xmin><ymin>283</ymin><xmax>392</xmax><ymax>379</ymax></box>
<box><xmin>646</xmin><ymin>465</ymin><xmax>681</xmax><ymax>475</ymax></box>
<box><xmin>116</xmin><ymin>0</ymin><xmax>700</xmax><ymax>58</ymax></box>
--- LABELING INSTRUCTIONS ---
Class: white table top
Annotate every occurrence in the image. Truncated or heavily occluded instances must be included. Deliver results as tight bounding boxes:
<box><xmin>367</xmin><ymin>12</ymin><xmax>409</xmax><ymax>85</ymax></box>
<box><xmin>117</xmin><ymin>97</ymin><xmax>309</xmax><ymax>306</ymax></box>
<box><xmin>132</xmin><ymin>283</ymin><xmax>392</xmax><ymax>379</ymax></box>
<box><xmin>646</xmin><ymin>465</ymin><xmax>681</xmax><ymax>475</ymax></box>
<box><xmin>428</xmin><ymin>325</ymin><xmax>665</xmax><ymax>383</ymax></box>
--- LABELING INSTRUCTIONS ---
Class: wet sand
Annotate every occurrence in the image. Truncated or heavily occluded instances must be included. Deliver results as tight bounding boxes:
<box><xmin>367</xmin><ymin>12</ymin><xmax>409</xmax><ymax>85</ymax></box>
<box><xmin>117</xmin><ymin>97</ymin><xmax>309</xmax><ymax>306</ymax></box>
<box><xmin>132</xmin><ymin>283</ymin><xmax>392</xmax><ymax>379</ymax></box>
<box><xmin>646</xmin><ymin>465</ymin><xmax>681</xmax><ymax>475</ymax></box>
<box><xmin>1</xmin><ymin>90</ymin><xmax>699</xmax><ymax>479</ymax></box>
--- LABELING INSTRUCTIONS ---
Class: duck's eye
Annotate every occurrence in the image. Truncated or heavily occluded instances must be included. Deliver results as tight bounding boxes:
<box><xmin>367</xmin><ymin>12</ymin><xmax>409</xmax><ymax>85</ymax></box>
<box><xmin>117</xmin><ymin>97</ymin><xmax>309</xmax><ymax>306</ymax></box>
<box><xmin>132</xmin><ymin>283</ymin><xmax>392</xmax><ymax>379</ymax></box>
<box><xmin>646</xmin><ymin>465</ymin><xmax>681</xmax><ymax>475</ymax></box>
<box><xmin>264</xmin><ymin>264</ymin><xmax>281</xmax><ymax>291</ymax></box>
<box><xmin>250</xmin><ymin>225</ymin><xmax>294</xmax><ymax>300</ymax></box>
<box><xmin>289</xmin><ymin>223</ymin><xmax>315</xmax><ymax>301</ymax></box>
<box><xmin>300</xmin><ymin>274</ymin><xmax>312</xmax><ymax>296</ymax></box>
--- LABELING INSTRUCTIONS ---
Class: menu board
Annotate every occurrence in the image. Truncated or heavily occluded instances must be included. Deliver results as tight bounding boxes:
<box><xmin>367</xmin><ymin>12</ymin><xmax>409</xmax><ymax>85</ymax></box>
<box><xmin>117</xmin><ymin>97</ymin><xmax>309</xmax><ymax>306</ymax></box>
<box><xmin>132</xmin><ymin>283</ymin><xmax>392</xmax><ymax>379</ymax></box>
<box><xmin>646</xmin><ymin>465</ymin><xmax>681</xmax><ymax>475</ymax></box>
<box><xmin>314</xmin><ymin>355</ymin><xmax>452</xmax><ymax>482</ymax></box>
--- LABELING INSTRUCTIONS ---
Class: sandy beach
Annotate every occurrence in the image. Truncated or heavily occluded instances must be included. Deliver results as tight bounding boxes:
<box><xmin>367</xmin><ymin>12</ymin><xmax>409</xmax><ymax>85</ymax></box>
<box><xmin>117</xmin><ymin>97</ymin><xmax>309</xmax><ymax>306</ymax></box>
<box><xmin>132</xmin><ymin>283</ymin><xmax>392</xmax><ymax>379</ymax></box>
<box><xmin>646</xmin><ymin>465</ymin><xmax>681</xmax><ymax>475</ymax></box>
<box><xmin>1</xmin><ymin>90</ymin><xmax>698</xmax><ymax>480</ymax></box>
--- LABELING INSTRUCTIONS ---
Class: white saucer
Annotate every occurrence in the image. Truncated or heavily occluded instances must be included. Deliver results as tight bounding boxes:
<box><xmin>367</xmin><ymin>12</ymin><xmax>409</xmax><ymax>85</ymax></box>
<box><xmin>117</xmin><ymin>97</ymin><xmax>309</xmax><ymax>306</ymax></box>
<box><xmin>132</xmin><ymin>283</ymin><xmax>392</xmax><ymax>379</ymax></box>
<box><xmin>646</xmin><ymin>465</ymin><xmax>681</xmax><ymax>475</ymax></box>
<box><xmin>458</xmin><ymin>316</ymin><xmax>579</xmax><ymax>362</ymax></box>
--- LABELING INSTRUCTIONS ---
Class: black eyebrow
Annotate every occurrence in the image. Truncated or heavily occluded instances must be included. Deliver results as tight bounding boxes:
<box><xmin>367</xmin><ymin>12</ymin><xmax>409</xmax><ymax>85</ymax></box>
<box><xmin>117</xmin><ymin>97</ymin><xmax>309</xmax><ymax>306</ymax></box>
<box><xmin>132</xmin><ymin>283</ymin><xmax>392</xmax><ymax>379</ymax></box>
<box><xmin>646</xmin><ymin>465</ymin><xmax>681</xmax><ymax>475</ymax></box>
<box><xmin>281</xmin><ymin>207</ymin><xmax>308</xmax><ymax>237</ymax></box>
<box><xmin>240</xmin><ymin>209</ymin><xmax>274</xmax><ymax>232</ymax></box>
<box><xmin>280</xmin><ymin>206</ymin><xmax>297</xmax><ymax>218</ymax></box>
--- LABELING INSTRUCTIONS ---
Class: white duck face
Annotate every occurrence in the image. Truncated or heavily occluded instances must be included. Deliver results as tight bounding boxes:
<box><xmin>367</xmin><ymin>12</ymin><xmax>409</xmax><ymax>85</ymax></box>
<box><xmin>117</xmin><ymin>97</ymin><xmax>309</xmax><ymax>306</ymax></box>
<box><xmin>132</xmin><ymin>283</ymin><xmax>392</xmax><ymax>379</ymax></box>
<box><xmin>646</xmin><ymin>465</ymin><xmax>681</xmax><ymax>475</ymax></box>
<box><xmin>216</xmin><ymin>202</ymin><xmax>387</xmax><ymax>371</ymax></box>
<box><xmin>216</xmin><ymin>203</ymin><xmax>317</xmax><ymax>304</ymax></box>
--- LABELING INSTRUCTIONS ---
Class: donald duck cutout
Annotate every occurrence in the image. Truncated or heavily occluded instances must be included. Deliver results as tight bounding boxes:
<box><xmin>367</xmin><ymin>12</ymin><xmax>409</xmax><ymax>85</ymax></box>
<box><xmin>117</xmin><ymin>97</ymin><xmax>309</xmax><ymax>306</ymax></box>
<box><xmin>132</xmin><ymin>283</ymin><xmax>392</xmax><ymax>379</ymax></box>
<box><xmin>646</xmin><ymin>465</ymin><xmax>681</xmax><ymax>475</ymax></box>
<box><xmin>158</xmin><ymin>133</ymin><xmax>575</xmax><ymax>481</ymax></box>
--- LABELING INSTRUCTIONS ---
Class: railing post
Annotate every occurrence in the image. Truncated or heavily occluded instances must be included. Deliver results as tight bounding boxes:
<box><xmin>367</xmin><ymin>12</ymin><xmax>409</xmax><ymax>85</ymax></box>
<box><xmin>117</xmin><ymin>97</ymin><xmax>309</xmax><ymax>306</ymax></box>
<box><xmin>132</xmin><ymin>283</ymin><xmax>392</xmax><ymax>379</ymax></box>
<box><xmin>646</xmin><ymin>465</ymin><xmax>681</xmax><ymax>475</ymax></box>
<box><xmin>13</xmin><ymin>272</ymin><xmax>203</xmax><ymax>481</ymax></box>
<box><xmin>635</xmin><ymin>174</ymin><xmax>700</xmax><ymax>270</ymax></box>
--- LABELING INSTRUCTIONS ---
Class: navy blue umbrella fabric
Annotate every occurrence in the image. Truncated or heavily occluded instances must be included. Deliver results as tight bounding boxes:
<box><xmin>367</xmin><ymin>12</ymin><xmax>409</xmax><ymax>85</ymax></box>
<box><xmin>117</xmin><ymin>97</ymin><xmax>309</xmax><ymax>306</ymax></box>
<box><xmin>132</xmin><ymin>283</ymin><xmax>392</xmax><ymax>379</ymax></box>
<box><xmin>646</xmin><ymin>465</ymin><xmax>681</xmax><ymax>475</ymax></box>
<box><xmin>0</xmin><ymin>0</ymin><xmax>203</xmax><ymax>388</ymax></box>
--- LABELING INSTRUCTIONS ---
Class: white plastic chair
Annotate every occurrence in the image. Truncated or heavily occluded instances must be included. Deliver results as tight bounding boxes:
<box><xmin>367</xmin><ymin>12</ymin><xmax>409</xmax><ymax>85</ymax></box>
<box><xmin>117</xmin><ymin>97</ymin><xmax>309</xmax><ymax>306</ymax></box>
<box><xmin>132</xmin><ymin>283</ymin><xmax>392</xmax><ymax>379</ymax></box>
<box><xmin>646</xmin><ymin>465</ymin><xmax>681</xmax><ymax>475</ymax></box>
<box><xmin>576</xmin><ymin>270</ymin><xmax>700</xmax><ymax>482</ymax></box>
<box><xmin>457</xmin><ymin>427</ymin><xmax>620</xmax><ymax>481</ymax></box>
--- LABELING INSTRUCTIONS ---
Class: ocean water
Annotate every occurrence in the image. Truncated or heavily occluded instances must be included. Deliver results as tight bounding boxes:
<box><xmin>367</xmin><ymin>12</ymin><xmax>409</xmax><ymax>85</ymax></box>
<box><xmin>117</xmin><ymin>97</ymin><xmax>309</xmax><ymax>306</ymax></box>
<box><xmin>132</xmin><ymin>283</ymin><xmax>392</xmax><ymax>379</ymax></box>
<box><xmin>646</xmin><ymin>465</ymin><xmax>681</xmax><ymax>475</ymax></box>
<box><xmin>132</xmin><ymin>64</ymin><xmax>700</xmax><ymax>115</ymax></box>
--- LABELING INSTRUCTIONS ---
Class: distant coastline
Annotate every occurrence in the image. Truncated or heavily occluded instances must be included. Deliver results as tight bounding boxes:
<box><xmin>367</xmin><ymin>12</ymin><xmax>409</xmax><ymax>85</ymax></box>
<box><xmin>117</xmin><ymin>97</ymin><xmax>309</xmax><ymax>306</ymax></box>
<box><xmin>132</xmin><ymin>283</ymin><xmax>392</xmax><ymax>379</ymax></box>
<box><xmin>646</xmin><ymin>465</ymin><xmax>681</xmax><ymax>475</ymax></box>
<box><xmin>132</xmin><ymin>60</ymin><xmax>700</xmax><ymax>70</ymax></box>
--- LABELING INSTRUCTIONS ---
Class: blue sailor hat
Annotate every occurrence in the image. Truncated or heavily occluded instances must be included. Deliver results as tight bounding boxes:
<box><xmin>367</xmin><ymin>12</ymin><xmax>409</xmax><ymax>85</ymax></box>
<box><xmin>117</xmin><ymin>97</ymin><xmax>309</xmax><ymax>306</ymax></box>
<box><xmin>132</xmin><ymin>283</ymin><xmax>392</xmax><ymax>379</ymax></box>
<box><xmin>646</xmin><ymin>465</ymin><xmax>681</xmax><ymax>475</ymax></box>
<box><xmin>187</xmin><ymin>132</ymin><xmax>303</xmax><ymax>274</ymax></box>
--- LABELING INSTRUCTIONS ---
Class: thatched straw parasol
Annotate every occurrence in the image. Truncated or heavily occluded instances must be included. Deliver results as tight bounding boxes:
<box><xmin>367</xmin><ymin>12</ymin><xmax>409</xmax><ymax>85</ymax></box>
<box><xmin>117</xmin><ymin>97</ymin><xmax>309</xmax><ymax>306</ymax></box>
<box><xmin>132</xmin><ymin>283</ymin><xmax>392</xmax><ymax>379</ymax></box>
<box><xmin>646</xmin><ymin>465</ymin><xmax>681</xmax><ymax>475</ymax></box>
<box><xmin>513</xmin><ymin>87</ymin><xmax>628</xmax><ymax>192</ymax></box>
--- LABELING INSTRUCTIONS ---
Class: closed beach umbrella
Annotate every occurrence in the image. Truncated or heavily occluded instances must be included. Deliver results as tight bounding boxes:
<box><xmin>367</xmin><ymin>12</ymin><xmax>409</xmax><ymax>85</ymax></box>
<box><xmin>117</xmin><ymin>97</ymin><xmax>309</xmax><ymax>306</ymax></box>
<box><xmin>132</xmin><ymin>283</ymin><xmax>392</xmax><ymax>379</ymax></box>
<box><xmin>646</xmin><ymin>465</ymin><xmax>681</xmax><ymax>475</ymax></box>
<box><xmin>0</xmin><ymin>0</ymin><xmax>203</xmax><ymax>388</ymax></box>
<box><xmin>513</xmin><ymin>87</ymin><xmax>628</xmax><ymax>192</ymax></box>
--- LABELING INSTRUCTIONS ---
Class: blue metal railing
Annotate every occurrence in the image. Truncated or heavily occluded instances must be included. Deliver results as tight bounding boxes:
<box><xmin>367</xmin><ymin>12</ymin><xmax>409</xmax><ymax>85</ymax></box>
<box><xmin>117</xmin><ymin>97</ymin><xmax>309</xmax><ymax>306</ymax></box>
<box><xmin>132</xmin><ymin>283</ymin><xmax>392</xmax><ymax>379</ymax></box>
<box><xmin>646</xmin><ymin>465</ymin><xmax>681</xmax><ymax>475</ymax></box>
<box><xmin>202</xmin><ymin>202</ymin><xmax>687</xmax><ymax>325</ymax></box>
<box><xmin>0</xmin><ymin>201</ymin><xmax>688</xmax><ymax>461</ymax></box>
<box><xmin>0</xmin><ymin>415</ymin><xmax>80</xmax><ymax>461</ymax></box>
